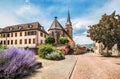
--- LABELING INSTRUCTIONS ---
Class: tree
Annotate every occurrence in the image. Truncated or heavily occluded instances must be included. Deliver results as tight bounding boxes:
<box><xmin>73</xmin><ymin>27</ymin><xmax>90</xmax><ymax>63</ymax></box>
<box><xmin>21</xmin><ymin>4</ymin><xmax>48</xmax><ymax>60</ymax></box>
<box><xmin>59</xmin><ymin>37</ymin><xmax>69</xmax><ymax>44</ymax></box>
<box><xmin>0</xmin><ymin>34</ymin><xmax>1</xmax><ymax>38</ymax></box>
<box><xmin>87</xmin><ymin>11</ymin><xmax>120</xmax><ymax>53</ymax></box>
<box><xmin>45</xmin><ymin>36</ymin><xmax>55</xmax><ymax>44</ymax></box>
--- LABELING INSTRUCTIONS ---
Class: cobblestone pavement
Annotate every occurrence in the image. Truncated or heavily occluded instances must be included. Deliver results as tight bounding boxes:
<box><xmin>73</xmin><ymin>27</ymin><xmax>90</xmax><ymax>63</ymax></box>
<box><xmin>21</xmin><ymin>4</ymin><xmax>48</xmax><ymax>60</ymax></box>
<box><xmin>71</xmin><ymin>53</ymin><xmax>120</xmax><ymax>79</ymax></box>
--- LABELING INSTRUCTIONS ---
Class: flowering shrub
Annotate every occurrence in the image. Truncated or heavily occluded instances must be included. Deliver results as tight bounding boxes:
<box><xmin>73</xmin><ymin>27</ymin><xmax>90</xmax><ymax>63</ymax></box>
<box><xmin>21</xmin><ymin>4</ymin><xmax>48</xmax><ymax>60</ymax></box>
<box><xmin>0</xmin><ymin>48</ymin><xmax>37</xmax><ymax>79</ymax></box>
<box><xmin>45</xmin><ymin>51</ymin><xmax>65</xmax><ymax>60</ymax></box>
<box><xmin>38</xmin><ymin>44</ymin><xmax>65</xmax><ymax>60</ymax></box>
<box><xmin>38</xmin><ymin>44</ymin><xmax>53</xmax><ymax>58</ymax></box>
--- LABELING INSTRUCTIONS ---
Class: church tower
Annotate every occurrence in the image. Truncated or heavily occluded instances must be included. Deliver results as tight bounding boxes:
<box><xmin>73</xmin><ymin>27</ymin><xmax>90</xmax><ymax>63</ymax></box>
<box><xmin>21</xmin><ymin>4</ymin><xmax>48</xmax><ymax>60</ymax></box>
<box><xmin>65</xmin><ymin>10</ymin><xmax>73</xmax><ymax>39</ymax></box>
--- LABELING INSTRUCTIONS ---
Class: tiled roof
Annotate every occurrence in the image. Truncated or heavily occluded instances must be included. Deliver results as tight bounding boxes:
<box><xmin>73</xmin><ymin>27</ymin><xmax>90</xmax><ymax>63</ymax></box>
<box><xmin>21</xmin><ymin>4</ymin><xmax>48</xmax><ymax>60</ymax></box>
<box><xmin>0</xmin><ymin>22</ymin><xmax>48</xmax><ymax>34</ymax></box>
<box><xmin>48</xmin><ymin>17</ymin><xmax>65</xmax><ymax>30</ymax></box>
<box><xmin>48</xmin><ymin>17</ymin><xmax>73</xmax><ymax>39</ymax></box>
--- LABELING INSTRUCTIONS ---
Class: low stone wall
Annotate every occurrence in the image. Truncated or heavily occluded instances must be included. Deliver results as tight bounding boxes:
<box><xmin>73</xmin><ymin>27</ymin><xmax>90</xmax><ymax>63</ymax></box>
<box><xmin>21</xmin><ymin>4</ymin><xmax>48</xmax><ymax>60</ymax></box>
<box><xmin>74</xmin><ymin>46</ymin><xmax>86</xmax><ymax>55</ymax></box>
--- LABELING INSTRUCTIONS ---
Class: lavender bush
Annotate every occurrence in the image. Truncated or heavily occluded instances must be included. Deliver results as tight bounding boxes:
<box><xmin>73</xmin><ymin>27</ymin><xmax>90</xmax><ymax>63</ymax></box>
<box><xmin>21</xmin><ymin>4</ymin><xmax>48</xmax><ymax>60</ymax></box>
<box><xmin>0</xmin><ymin>48</ymin><xmax>37</xmax><ymax>79</ymax></box>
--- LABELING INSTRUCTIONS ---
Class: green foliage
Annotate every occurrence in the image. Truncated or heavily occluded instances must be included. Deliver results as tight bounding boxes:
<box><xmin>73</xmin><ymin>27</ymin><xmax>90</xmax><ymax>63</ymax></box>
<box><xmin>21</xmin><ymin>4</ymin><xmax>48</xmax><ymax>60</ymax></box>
<box><xmin>0</xmin><ymin>45</ymin><xmax>7</xmax><ymax>49</ymax></box>
<box><xmin>0</xmin><ymin>45</ymin><xmax>7</xmax><ymax>53</ymax></box>
<box><xmin>38</xmin><ymin>44</ymin><xmax>65</xmax><ymax>60</ymax></box>
<box><xmin>38</xmin><ymin>44</ymin><xmax>53</xmax><ymax>58</ymax></box>
<box><xmin>0</xmin><ymin>34</ymin><xmax>1</xmax><ymax>38</ymax></box>
<box><xmin>69</xmin><ymin>48</ymin><xmax>74</xmax><ymax>54</ymax></box>
<box><xmin>45</xmin><ymin>51</ymin><xmax>65</xmax><ymax>60</ymax></box>
<box><xmin>59</xmin><ymin>37</ymin><xmax>69</xmax><ymax>44</ymax></box>
<box><xmin>87</xmin><ymin>11</ymin><xmax>120</xmax><ymax>52</ymax></box>
<box><xmin>45</xmin><ymin>36</ymin><xmax>55</xmax><ymax>44</ymax></box>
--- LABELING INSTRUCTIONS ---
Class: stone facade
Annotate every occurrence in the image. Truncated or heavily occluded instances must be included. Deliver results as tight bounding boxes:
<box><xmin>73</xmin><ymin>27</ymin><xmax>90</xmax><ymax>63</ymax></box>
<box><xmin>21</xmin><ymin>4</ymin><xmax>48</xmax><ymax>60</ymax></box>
<box><xmin>48</xmin><ymin>11</ymin><xmax>75</xmax><ymax>47</ymax></box>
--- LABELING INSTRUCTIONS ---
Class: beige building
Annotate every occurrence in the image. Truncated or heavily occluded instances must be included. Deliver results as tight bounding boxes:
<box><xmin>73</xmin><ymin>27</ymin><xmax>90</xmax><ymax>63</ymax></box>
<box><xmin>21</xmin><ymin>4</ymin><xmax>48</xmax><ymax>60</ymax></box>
<box><xmin>93</xmin><ymin>41</ymin><xmax>104</xmax><ymax>54</ymax></box>
<box><xmin>0</xmin><ymin>22</ymin><xmax>48</xmax><ymax>48</ymax></box>
<box><xmin>94</xmin><ymin>42</ymin><xmax>120</xmax><ymax>56</ymax></box>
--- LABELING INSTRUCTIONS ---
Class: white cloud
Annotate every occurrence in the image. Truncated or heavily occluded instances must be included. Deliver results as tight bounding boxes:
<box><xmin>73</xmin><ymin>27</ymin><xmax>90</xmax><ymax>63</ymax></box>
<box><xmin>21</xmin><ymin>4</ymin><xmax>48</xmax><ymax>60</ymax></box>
<box><xmin>16</xmin><ymin>5</ymin><xmax>40</xmax><ymax>17</ymax></box>
<box><xmin>82</xmin><ymin>31</ymin><xmax>87</xmax><ymax>35</ymax></box>
<box><xmin>72</xmin><ymin>18</ymin><xmax>96</xmax><ymax>30</ymax></box>
<box><xmin>74</xmin><ymin>35</ymin><xmax>93</xmax><ymax>45</ymax></box>
<box><xmin>0</xmin><ymin>12</ymin><xmax>20</xmax><ymax>27</ymax></box>
<box><xmin>86</xmin><ymin>0</ymin><xmax>120</xmax><ymax>20</ymax></box>
<box><xmin>25</xmin><ymin>0</ymin><xmax>30</xmax><ymax>3</ymax></box>
<box><xmin>72</xmin><ymin>0</ymin><xmax>120</xmax><ymax>45</ymax></box>
<box><xmin>15</xmin><ymin>4</ymin><xmax>51</xmax><ymax>30</ymax></box>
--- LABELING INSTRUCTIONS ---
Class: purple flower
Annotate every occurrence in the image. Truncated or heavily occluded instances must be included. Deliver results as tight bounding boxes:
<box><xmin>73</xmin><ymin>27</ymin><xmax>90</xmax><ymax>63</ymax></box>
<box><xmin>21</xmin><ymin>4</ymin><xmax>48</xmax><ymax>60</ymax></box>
<box><xmin>0</xmin><ymin>48</ymin><xmax>37</xmax><ymax>79</ymax></box>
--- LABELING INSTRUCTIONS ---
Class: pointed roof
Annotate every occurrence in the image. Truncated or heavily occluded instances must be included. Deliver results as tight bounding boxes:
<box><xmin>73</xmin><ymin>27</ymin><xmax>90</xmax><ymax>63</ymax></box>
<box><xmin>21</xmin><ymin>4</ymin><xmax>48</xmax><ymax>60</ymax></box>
<box><xmin>66</xmin><ymin>10</ymin><xmax>72</xmax><ymax>26</ymax></box>
<box><xmin>48</xmin><ymin>16</ymin><xmax>64</xmax><ymax>30</ymax></box>
<box><xmin>48</xmin><ymin>16</ymin><xmax>73</xmax><ymax>39</ymax></box>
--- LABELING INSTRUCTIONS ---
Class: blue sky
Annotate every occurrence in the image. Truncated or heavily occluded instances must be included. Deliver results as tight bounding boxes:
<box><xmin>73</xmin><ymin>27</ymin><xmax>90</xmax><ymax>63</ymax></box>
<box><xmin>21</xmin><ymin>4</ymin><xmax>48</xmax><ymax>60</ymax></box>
<box><xmin>0</xmin><ymin>0</ymin><xmax>120</xmax><ymax>44</ymax></box>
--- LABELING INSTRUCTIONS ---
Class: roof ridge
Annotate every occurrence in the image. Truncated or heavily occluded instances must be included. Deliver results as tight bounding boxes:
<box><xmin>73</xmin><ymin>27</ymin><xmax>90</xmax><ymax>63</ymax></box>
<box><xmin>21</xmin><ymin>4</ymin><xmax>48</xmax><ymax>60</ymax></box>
<box><xmin>48</xmin><ymin>17</ymin><xmax>64</xmax><ymax>30</ymax></box>
<box><xmin>5</xmin><ymin>22</ymin><xmax>39</xmax><ymax>27</ymax></box>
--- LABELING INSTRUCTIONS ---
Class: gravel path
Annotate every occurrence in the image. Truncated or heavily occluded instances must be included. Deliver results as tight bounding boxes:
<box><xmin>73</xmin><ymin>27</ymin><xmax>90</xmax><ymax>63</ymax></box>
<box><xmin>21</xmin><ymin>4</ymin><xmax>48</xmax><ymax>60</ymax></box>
<box><xmin>71</xmin><ymin>53</ymin><xmax>120</xmax><ymax>79</ymax></box>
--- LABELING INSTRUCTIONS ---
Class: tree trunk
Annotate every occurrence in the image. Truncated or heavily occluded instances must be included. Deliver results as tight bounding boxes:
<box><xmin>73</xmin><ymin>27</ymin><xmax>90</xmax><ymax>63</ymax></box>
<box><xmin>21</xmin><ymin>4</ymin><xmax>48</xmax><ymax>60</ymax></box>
<box><xmin>106</xmin><ymin>47</ymin><xmax>109</xmax><ymax>54</ymax></box>
<box><xmin>117</xmin><ymin>44</ymin><xmax>120</xmax><ymax>56</ymax></box>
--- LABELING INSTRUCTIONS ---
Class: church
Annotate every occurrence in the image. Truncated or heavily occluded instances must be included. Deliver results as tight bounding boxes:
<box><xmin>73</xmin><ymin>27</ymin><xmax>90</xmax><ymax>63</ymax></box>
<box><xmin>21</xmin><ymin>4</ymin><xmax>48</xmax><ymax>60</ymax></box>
<box><xmin>48</xmin><ymin>11</ymin><xmax>75</xmax><ymax>47</ymax></box>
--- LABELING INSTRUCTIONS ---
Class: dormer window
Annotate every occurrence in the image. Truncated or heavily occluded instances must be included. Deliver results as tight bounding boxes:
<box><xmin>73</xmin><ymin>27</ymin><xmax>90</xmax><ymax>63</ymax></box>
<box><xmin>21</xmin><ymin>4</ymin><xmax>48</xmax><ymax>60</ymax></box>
<box><xmin>28</xmin><ymin>25</ymin><xmax>33</xmax><ymax>28</ymax></box>
<box><xmin>41</xmin><ymin>26</ymin><xmax>44</xmax><ymax>30</ymax></box>
<box><xmin>18</xmin><ymin>26</ymin><xmax>22</xmax><ymax>30</ymax></box>
<box><xmin>9</xmin><ymin>27</ymin><xmax>13</xmax><ymax>31</ymax></box>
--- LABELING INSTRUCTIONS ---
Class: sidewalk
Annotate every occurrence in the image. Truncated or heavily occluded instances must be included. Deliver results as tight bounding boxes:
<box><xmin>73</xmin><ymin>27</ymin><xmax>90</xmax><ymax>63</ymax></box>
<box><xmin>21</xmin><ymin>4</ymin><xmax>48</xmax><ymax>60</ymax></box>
<box><xmin>25</xmin><ymin>55</ymin><xmax>78</xmax><ymax>79</ymax></box>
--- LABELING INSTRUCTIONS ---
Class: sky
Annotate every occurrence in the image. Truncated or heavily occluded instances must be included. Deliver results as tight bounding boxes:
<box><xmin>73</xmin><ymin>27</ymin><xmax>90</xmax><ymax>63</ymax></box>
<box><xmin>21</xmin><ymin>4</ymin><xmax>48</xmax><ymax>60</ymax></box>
<box><xmin>0</xmin><ymin>0</ymin><xmax>120</xmax><ymax>45</ymax></box>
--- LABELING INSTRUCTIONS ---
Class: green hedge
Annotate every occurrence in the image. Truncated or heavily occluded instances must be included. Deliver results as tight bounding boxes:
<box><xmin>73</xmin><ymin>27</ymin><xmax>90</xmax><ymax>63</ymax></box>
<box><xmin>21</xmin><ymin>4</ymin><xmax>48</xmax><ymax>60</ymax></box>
<box><xmin>0</xmin><ymin>45</ymin><xmax>7</xmax><ymax>53</ymax></box>
<box><xmin>38</xmin><ymin>44</ymin><xmax>65</xmax><ymax>60</ymax></box>
<box><xmin>59</xmin><ymin>37</ymin><xmax>69</xmax><ymax>44</ymax></box>
<box><xmin>38</xmin><ymin>44</ymin><xmax>53</xmax><ymax>58</ymax></box>
<box><xmin>45</xmin><ymin>36</ymin><xmax>55</xmax><ymax>44</ymax></box>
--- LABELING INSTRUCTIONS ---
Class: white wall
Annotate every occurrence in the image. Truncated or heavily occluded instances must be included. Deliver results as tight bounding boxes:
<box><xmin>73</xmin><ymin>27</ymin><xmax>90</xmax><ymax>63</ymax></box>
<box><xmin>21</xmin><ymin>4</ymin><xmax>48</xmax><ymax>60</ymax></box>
<box><xmin>0</xmin><ymin>30</ymin><xmax>47</xmax><ymax>48</ymax></box>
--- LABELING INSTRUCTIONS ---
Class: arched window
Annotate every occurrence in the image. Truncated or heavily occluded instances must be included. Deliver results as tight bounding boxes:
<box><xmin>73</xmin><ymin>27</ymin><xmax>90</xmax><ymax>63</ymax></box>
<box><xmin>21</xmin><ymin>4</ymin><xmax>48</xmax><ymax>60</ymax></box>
<box><xmin>52</xmin><ymin>32</ymin><xmax>54</xmax><ymax>36</ymax></box>
<box><xmin>57</xmin><ymin>32</ymin><xmax>60</xmax><ymax>38</ymax></box>
<box><xmin>67</xmin><ymin>30</ymin><xmax>69</xmax><ymax>34</ymax></box>
<box><xmin>57</xmin><ymin>32</ymin><xmax>60</xmax><ymax>43</ymax></box>
<box><xmin>8</xmin><ymin>40</ymin><xmax>9</xmax><ymax>45</ymax></box>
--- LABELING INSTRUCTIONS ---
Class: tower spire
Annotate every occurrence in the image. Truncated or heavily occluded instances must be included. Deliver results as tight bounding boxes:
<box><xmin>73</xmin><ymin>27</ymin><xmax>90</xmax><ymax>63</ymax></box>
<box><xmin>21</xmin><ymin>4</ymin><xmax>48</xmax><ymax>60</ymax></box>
<box><xmin>66</xmin><ymin>9</ymin><xmax>72</xmax><ymax>26</ymax></box>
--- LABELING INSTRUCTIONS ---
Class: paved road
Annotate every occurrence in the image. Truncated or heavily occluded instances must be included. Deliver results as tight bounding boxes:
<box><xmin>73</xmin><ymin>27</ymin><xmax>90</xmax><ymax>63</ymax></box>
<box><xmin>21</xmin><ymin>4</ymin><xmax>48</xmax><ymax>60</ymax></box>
<box><xmin>71</xmin><ymin>53</ymin><xmax>120</xmax><ymax>79</ymax></box>
<box><xmin>24</xmin><ymin>55</ymin><xmax>78</xmax><ymax>79</ymax></box>
<box><xmin>24</xmin><ymin>53</ymin><xmax>120</xmax><ymax>79</ymax></box>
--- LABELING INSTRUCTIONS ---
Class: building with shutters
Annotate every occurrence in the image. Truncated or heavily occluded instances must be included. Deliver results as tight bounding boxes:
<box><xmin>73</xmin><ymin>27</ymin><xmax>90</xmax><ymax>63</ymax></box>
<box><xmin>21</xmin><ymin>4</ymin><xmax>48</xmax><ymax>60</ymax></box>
<box><xmin>0</xmin><ymin>22</ymin><xmax>48</xmax><ymax>48</ymax></box>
